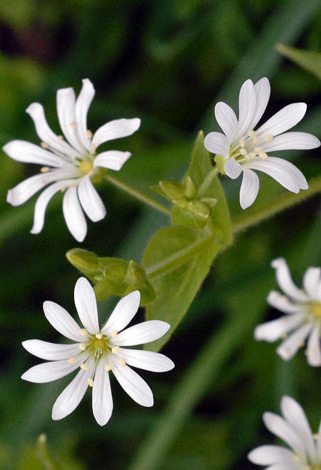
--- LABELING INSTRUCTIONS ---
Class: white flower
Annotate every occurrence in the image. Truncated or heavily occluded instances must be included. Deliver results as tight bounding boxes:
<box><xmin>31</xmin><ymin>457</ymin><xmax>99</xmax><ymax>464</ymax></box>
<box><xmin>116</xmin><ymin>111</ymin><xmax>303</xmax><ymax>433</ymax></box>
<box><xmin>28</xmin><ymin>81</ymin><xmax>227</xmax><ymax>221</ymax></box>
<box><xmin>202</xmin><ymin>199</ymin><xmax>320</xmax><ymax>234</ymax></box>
<box><xmin>248</xmin><ymin>395</ymin><xmax>321</xmax><ymax>470</ymax></box>
<box><xmin>254</xmin><ymin>258</ymin><xmax>321</xmax><ymax>366</ymax></box>
<box><xmin>21</xmin><ymin>277</ymin><xmax>174</xmax><ymax>426</ymax></box>
<box><xmin>4</xmin><ymin>79</ymin><xmax>141</xmax><ymax>242</ymax></box>
<box><xmin>204</xmin><ymin>77</ymin><xmax>320</xmax><ymax>209</ymax></box>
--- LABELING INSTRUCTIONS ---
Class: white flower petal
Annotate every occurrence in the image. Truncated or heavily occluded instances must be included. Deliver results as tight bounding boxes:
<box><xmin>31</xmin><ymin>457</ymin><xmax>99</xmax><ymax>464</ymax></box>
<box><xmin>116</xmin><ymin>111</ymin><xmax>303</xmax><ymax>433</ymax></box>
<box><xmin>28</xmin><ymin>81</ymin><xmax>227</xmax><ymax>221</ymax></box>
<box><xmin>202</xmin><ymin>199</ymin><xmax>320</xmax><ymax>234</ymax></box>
<box><xmin>263</xmin><ymin>411</ymin><xmax>304</xmax><ymax>454</ymax></box>
<box><xmin>254</xmin><ymin>313</ymin><xmax>304</xmax><ymax>342</ymax></box>
<box><xmin>43</xmin><ymin>300</ymin><xmax>84</xmax><ymax>342</ymax></box>
<box><xmin>22</xmin><ymin>340</ymin><xmax>80</xmax><ymax>361</ymax></box>
<box><xmin>257</xmin><ymin>103</ymin><xmax>307</xmax><ymax>137</ymax></box>
<box><xmin>117</xmin><ymin>348</ymin><xmax>175</xmax><ymax>372</ymax></box>
<box><xmin>277</xmin><ymin>323</ymin><xmax>312</xmax><ymax>360</ymax></box>
<box><xmin>112</xmin><ymin>320</ymin><xmax>170</xmax><ymax>347</ymax></box>
<box><xmin>26</xmin><ymin>103</ymin><xmax>78</xmax><ymax>159</ymax></box>
<box><xmin>236</xmin><ymin>79</ymin><xmax>257</xmax><ymax>139</ymax></box>
<box><xmin>56</xmin><ymin>87</ymin><xmax>84</xmax><ymax>154</ymax></box>
<box><xmin>3</xmin><ymin>140</ymin><xmax>64</xmax><ymax>167</ymax></box>
<box><xmin>21</xmin><ymin>356</ymin><xmax>84</xmax><ymax>383</ymax></box>
<box><xmin>214</xmin><ymin>102</ymin><xmax>238</xmax><ymax>141</ymax></box>
<box><xmin>75</xmin><ymin>79</ymin><xmax>95</xmax><ymax>152</ymax></box>
<box><xmin>248</xmin><ymin>445</ymin><xmax>295</xmax><ymax>465</ymax></box>
<box><xmin>303</xmin><ymin>267</ymin><xmax>321</xmax><ymax>299</ymax></box>
<box><xmin>244</xmin><ymin>157</ymin><xmax>307</xmax><ymax>192</ymax></box>
<box><xmin>92</xmin><ymin>359</ymin><xmax>113</xmax><ymax>426</ymax></box>
<box><xmin>281</xmin><ymin>396</ymin><xmax>316</xmax><ymax>461</ymax></box>
<box><xmin>74</xmin><ymin>277</ymin><xmax>99</xmax><ymax>334</ymax></box>
<box><xmin>250</xmin><ymin>77</ymin><xmax>271</xmax><ymax>129</ymax></box>
<box><xmin>93</xmin><ymin>151</ymin><xmax>131</xmax><ymax>171</ymax></box>
<box><xmin>306</xmin><ymin>325</ymin><xmax>321</xmax><ymax>367</ymax></box>
<box><xmin>62</xmin><ymin>185</ymin><xmax>87</xmax><ymax>242</ymax></box>
<box><xmin>111</xmin><ymin>360</ymin><xmax>153</xmax><ymax>407</ymax></box>
<box><xmin>7</xmin><ymin>173</ymin><xmax>55</xmax><ymax>207</ymax></box>
<box><xmin>262</xmin><ymin>131</ymin><xmax>320</xmax><ymax>152</ymax></box>
<box><xmin>239</xmin><ymin>169</ymin><xmax>259</xmax><ymax>209</ymax></box>
<box><xmin>31</xmin><ymin>179</ymin><xmax>76</xmax><ymax>234</ymax></box>
<box><xmin>52</xmin><ymin>363</ymin><xmax>93</xmax><ymax>420</ymax></box>
<box><xmin>77</xmin><ymin>175</ymin><xmax>106</xmax><ymax>222</ymax></box>
<box><xmin>267</xmin><ymin>290</ymin><xmax>303</xmax><ymax>314</ymax></box>
<box><xmin>224</xmin><ymin>157</ymin><xmax>242</xmax><ymax>179</ymax></box>
<box><xmin>102</xmin><ymin>290</ymin><xmax>140</xmax><ymax>336</ymax></box>
<box><xmin>92</xmin><ymin>118</ymin><xmax>141</xmax><ymax>149</ymax></box>
<box><xmin>271</xmin><ymin>258</ymin><xmax>308</xmax><ymax>302</ymax></box>
<box><xmin>204</xmin><ymin>132</ymin><xmax>229</xmax><ymax>156</ymax></box>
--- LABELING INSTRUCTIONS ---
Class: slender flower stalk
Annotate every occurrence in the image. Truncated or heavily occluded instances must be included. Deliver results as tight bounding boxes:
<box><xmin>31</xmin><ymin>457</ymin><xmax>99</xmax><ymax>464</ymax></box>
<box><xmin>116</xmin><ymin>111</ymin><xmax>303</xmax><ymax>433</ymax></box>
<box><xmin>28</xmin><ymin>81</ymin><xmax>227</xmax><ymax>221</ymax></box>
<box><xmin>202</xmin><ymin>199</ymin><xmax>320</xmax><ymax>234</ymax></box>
<box><xmin>4</xmin><ymin>79</ymin><xmax>141</xmax><ymax>241</ymax></box>
<box><xmin>204</xmin><ymin>77</ymin><xmax>320</xmax><ymax>209</ymax></box>
<box><xmin>248</xmin><ymin>396</ymin><xmax>321</xmax><ymax>470</ymax></box>
<box><xmin>22</xmin><ymin>277</ymin><xmax>174</xmax><ymax>425</ymax></box>
<box><xmin>254</xmin><ymin>258</ymin><xmax>321</xmax><ymax>366</ymax></box>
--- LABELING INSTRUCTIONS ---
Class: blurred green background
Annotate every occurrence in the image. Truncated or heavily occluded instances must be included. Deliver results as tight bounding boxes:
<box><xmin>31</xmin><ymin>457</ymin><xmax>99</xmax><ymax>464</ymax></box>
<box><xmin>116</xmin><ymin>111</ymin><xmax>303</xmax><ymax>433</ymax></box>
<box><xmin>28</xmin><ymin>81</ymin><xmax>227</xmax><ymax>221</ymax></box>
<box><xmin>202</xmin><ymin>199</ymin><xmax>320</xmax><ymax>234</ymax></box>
<box><xmin>1</xmin><ymin>0</ymin><xmax>321</xmax><ymax>468</ymax></box>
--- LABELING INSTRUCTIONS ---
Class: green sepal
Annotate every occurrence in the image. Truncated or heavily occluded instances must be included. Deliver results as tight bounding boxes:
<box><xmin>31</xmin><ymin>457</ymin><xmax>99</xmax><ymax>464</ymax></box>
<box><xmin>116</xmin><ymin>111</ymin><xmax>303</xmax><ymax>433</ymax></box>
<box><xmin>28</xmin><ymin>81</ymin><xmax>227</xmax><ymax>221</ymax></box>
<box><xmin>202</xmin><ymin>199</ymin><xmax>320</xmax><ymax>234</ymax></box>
<box><xmin>184</xmin><ymin>175</ymin><xmax>198</xmax><ymax>199</ymax></box>
<box><xmin>159</xmin><ymin>179</ymin><xmax>185</xmax><ymax>200</ymax></box>
<box><xmin>214</xmin><ymin>154</ymin><xmax>226</xmax><ymax>174</ymax></box>
<box><xmin>91</xmin><ymin>166</ymin><xmax>108</xmax><ymax>184</ymax></box>
<box><xmin>66</xmin><ymin>248</ymin><xmax>156</xmax><ymax>305</ymax></box>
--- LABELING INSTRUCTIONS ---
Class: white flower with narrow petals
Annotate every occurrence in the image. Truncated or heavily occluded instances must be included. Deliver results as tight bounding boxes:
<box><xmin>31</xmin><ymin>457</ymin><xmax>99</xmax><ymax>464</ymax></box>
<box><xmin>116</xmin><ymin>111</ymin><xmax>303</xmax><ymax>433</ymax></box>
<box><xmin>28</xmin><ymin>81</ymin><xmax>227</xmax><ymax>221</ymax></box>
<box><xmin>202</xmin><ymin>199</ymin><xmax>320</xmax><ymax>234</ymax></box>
<box><xmin>254</xmin><ymin>258</ymin><xmax>321</xmax><ymax>366</ymax></box>
<box><xmin>4</xmin><ymin>79</ymin><xmax>141</xmax><ymax>242</ymax></box>
<box><xmin>248</xmin><ymin>396</ymin><xmax>321</xmax><ymax>470</ymax></box>
<box><xmin>204</xmin><ymin>77</ymin><xmax>320</xmax><ymax>209</ymax></box>
<box><xmin>21</xmin><ymin>277</ymin><xmax>174</xmax><ymax>426</ymax></box>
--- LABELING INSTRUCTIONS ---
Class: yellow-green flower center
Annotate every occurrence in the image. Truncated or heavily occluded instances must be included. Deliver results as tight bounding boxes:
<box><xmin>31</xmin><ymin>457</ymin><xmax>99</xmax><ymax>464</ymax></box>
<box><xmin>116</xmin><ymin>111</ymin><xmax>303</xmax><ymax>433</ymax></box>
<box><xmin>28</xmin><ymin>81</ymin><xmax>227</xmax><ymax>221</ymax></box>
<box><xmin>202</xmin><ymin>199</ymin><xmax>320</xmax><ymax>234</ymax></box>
<box><xmin>311</xmin><ymin>301</ymin><xmax>321</xmax><ymax>319</ymax></box>
<box><xmin>79</xmin><ymin>160</ymin><xmax>94</xmax><ymax>174</ymax></box>
<box><xmin>86</xmin><ymin>333</ymin><xmax>111</xmax><ymax>359</ymax></box>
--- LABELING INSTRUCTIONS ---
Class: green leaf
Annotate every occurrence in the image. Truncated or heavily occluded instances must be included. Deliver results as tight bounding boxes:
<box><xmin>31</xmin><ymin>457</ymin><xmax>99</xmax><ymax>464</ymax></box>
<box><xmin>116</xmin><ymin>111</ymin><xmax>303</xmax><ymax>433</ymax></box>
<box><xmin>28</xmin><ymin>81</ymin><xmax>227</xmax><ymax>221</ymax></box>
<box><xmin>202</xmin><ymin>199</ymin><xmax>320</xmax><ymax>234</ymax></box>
<box><xmin>276</xmin><ymin>43</ymin><xmax>321</xmax><ymax>80</ymax></box>
<box><xmin>142</xmin><ymin>225</ymin><xmax>221</xmax><ymax>351</ymax></box>
<box><xmin>142</xmin><ymin>133</ymin><xmax>232</xmax><ymax>351</ymax></box>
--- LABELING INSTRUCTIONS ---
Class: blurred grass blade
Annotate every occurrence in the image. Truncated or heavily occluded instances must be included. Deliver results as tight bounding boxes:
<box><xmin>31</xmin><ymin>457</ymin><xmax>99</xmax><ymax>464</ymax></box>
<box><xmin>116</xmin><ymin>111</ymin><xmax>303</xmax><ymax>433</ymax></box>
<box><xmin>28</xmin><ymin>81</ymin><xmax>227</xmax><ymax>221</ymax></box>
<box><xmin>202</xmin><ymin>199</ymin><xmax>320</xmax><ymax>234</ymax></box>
<box><xmin>276</xmin><ymin>43</ymin><xmax>321</xmax><ymax>79</ymax></box>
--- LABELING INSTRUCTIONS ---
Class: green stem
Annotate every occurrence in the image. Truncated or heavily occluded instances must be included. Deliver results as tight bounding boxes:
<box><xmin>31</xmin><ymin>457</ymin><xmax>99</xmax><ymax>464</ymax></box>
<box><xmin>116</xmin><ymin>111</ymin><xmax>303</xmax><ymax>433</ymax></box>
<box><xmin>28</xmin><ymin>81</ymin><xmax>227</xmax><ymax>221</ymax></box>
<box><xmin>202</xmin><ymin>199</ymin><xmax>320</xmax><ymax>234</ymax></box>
<box><xmin>104</xmin><ymin>174</ymin><xmax>171</xmax><ymax>216</ymax></box>
<box><xmin>197</xmin><ymin>166</ymin><xmax>219</xmax><ymax>197</ymax></box>
<box><xmin>129</xmin><ymin>293</ymin><xmax>266</xmax><ymax>470</ymax></box>
<box><xmin>232</xmin><ymin>176</ymin><xmax>321</xmax><ymax>233</ymax></box>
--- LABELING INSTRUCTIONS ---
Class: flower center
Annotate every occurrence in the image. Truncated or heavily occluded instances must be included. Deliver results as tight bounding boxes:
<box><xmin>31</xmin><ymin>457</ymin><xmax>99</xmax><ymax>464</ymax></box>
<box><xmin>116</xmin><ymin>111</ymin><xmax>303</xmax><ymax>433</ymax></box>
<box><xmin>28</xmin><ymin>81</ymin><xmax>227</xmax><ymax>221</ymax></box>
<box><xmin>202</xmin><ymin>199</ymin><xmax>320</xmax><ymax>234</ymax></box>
<box><xmin>310</xmin><ymin>301</ymin><xmax>321</xmax><ymax>319</ymax></box>
<box><xmin>86</xmin><ymin>333</ymin><xmax>111</xmax><ymax>359</ymax></box>
<box><xmin>231</xmin><ymin>130</ymin><xmax>273</xmax><ymax>164</ymax></box>
<box><xmin>79</xmin><ymin>160</ymin><xmax>94</xmax><ymax>174</ymax></box>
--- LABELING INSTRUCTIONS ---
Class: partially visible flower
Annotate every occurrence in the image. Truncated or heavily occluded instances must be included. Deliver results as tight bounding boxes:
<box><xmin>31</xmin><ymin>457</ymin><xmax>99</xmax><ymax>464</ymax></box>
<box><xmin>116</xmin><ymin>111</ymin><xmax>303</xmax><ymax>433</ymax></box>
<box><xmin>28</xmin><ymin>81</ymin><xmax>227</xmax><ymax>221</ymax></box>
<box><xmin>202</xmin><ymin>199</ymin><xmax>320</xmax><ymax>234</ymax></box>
<box><xmin>254</xmin><ymin>258</ymin><xmax>321</xmax><ymax>366</ymax></box>
<box><xmin>4</xmin><ymin>79</ymin><xmax>140</xmax><ymax>241</ymax></box>
<box><xmin>248</xmin><ymin>395</ymin><xmax>321</xmax><ymax>470</ymax></box>
<box><xmin>22</xmin><ymin>277</ymin><xmax>174</xmax><ymax>426</ymax></box>
<box><xmin>204</xmin><ymin>77</ymin><xmax>320</xmax><ymax>209</ymax></box>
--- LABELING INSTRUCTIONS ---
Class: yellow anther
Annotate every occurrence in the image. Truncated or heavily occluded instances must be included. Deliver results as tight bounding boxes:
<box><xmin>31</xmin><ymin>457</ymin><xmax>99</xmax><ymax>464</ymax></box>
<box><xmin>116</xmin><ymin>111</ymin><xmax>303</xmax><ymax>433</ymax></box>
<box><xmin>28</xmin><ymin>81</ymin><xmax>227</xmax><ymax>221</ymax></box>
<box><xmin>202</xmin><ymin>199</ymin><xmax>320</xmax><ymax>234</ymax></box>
<box><xmin>248</xmin><ymin>152</ymin><xmax>255</xmax><ymax>159</ymax></box>
<box><xmin>70</xmin><ymin>122</ymin><xmax>76</xmax><ymax>128</ymax></box>
<box><xmin>79</xmin><ymin>343</ymin><xmax>86</xmax><ymax>351</ymax></box>
<box><xmin>88</xmin><ymin>378</ymin><xmax>94</xmax><ymax>387</ymax></box>
<box><xmin>111</xmin><ymin>330</ymin><xmax>118</xmax><ymax>337</ymax></box>
<box><xmin>41</xmin><ymin>166</ymin><xmax>50</xmax><ymax>173</ymax></box>
<box><xmin>80</xmin><ymin>363</ymin><xmax>89</xmax><ymax>370</ymax></box>
<box><xmin>58</xmin><ymin>135</ymin><xmax>64</xmax><ymax>139</ymax></box>
<box><xmin>41</xmin><ymin>142</ymin><xmax>49</xmax><ymax>149</ymax></box>
<box><xmin>248</xmin><ymin>130</ymin><xmax>256</xmax><ymax>137</ymax></box>
<box><xmin>96</xmin><ymin>333</ymin><xmax>103</xmax><ymax>339</ymax></box>
<box><xmin>313</xmin><ymin>433</ymin><xmax>321</xmax><ymax>439</ymax></box>
<box><xmin>87</xmin><ymin>130</ymin><xmax>93</xmax><ymax>138</ymax></box>
<box><xmin>254</xmin><ymin>146</ymin><xmax>262</xmax><ymax>153</ymax></box>
<box><xmin>263</xmin><ymin>134</ymin><xmax>273</xmax><ymax>142</ymax></box>
<box><xmin>79</xmin><ymin>328</ymin><xmax>87</xmax><ymax>336</ymax></box>
<box><xmin>104</xmin><ymin>364</ymin><xmax>112</xmax><ymax>371</ymax></box>
<box><xmin>60</xmin><ymin>187</ymin><xmax>66</xmax><ymax>193</ymax></box>
<box><xmin>239</xmin><ymin>138</ymin><xmax>245</xmax><ymax>147</ymax></box>
<box><xmin>68</xmin><ymin>357</ymin><xmax>76</xmax><ymax>363</ymax></box>
<box><xmin>119</xmin><ymin>358</ymin><xmax>126</xmax><ymax>366</ymax></box>
<box><xmin>259</xmin><ymin>152</ymin><xmax>268</xmax><ymax>159</ymax></box>
<box><xmin>240</xmin><ymin>148</ymin><xmax>247</xmax><ymax>155</ymax></box>
<box><xmin>112</xmin><ymin>346</ymin><xmax>119</xmax><ymax>354</ymax></box>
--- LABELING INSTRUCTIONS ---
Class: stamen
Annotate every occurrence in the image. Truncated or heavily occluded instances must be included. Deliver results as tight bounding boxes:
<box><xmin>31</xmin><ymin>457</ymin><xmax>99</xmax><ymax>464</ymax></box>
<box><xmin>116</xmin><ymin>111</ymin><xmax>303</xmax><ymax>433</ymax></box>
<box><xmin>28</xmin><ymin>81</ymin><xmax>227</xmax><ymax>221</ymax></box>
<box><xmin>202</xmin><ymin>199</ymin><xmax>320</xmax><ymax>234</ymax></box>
<box><xmin>41</xmin><ymin>166</ymin><xmax>50</xmax><ymax>173</ymax></box>
<box><xmin>111</xmin><ymin>330</ymin><xmax>118</xmax><ymax>337</ymax></box>
<box><xmin>60</xmin><ymin>187</ymin><xmax>66</xmax><ymax>193</ymax></box>
<box><xmin>314</xmin><ymin>433</ymin><xmax>321</xmax><ymax>439</ymax></box>
<box><xmin>79</xmin><ymin>343</ymin><xmax>86</xmax><ymax>351</ymax></box>
<box><xmin>239</xmin><ymin>137</ymin><xmax>245</xmax><ymax>148</ymax></box>
<box><xmin>91</xmin><ymin>143</ymin><xmax>96</xmax><ymax>152</ymax></box>
<box><xmin>68</xmin><ymin>357</ymin><xmax>76</xmax><ymax>363</ymax></box>
<box><xmin>96</xmin><ymin>333</ymin><xmax>103</xmax><ymax>339</ymax></box>
<box><xmin>119</xmin><ymin>358</ymin><xmax>126</xmax><ymax>366</ymax></box>
<box><xmin>87</xmin><ymin>130</ymin><xmax>93</xmax><ymax>138</ymax></box>
<box><xmin>259</xmin><ymin>152</ymin><xmax>268</xmax><ymax>159</ymax></box>
<box><xmin>248</xmin><ymin>152</ymin><xmax>255</xmax><ymax>159</ymax></box>
<box><xmin>240</xmin><ymin>148</ymin><xmax>247</xmax><ymax>156</ymax></box>
<box><xmin>112</xmin><ymin>346</ymin><xmax>119</xmax><ymax>354</ymax></box>
<box><xmin>263</xmin><ymin>134</ymin><xmax>273</xmax><ymax>142</ymax></box>
<box><xmin>80</xmin><ymin>363</ymin><xmax>89</xmax><ymax>370</ymax></box>
<box><xmin>41</xmin><ymin>142</ymin><xmax>49</xmax><ymax>149</ymax></box>
<box><xmin>105</xmin><ymin>364</ymin><xmax>112</xmax><ymax>371</ymax></box>
<box><xmin>281</xmin><ymin>333</ymin><xmax>287</xmax><ymax>340</ymax></box>
<box><xmin>88</xmin><ymin>378</ymin><xmax>94</xmax><ymax>387</ymax></box>
<box><xmin>57</xmin><ymin>135</ymin><xmax>64</xmax><ymax>140</ymax></box>
<box><xmin>248</xmin><ymin>130</ymin><xmax>256</xmax><ymax>137</ymax></box>
<box><xmin>254</xmin><ymin>146</ymin><xmax>262</xmax><ymax>153</ymax></box>
<box><xmin>70</xmin><ymin>122</ymin><xmax>76</xmax><ymax>128</ymax></box>
<box><xmin>79</xmin><ymin>328</ymin><xmax>87</xmax><ymax>336</ymax></box>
